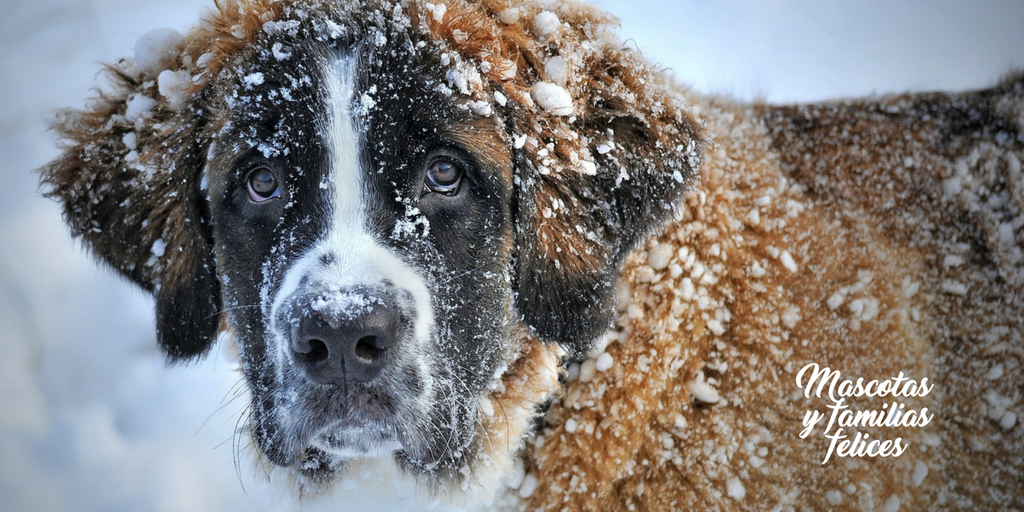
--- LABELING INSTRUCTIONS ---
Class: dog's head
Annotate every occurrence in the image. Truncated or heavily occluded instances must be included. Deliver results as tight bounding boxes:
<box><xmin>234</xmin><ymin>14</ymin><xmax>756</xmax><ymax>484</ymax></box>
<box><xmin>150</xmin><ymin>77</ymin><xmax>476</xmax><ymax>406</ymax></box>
<box><xmin>41</xmin><ymin>0</ymin><xmax>702</xmax><ymax>491</ymax></box>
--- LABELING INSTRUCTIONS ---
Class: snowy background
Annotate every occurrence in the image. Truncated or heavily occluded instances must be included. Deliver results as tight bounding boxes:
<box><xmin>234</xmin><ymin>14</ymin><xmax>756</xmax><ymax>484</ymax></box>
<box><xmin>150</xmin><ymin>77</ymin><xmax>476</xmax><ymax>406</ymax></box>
<box><xmin>1</xmin><ymin>0</ymin><xmax>1022</xmax><ymax>510</ymax></box>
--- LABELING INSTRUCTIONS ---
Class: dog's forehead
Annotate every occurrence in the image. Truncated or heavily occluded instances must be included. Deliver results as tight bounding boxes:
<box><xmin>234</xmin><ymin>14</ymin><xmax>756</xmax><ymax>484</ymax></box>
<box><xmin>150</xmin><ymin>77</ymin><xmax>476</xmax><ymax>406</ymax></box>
<box><xmin>217</xmin><ymin>40</ymin><xmax>443</xmax><ymax>146</ymax></box>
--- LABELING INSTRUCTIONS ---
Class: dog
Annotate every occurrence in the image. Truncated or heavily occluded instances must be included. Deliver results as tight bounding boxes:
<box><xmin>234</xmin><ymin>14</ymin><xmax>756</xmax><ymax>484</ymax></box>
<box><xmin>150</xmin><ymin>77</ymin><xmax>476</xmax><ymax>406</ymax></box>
<box><xmin>40</xmin><ymin>0</ymin><xmax>1023</xmax><ymax>510</ymax></box>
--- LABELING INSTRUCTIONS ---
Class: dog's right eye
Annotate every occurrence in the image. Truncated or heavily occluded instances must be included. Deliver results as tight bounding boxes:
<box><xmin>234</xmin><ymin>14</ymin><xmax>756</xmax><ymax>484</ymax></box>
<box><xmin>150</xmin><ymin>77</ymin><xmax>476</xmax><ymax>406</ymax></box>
<box><xmin>247</xmin><ymin>167</ymin><xmax>281</xmax><ymax>202</ymax></box>
<box><xmin>424</xmin><ymin>158</ymin><xmax>464</xmax><ymax>196</ymax></box>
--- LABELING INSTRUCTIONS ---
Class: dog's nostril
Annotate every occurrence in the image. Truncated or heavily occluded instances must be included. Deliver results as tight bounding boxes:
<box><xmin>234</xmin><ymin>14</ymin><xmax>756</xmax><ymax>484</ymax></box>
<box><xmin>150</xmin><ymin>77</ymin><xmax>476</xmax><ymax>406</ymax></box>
<box><xmin>303</xmin><ymin>339</ymin><xmax>330</xmax><ymax>364</ymax></box>
<box><xmin>354</xmin><ymin>335</ymin><xmax>385</xmax><ymax>361</ymax></box>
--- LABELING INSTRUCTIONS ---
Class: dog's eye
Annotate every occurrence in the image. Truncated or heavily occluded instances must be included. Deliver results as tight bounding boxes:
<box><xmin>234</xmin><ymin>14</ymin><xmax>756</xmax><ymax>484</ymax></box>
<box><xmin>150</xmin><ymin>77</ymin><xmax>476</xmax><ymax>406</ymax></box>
<box><xmin>424</xmin><ymin>159</ymin><xmax>463</xmax><ymax>196</ymax></box>
<box><xmin>247</xmin><ymin>167</ymin><xmax>281</xmax><ymax>202</ymax></box>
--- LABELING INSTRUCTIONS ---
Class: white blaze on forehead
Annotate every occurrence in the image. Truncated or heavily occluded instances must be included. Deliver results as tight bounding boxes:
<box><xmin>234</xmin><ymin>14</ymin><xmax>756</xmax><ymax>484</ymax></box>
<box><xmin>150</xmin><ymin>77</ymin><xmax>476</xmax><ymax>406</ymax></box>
<box><xmin>325</xmin><ymin>54</ymin><xmax>365</xmax><ymax>238</ymax></box>
<box><xmin>269</xmin><ymin>53</ymin><xmax>434</xmax><ymax>351</ymax></box>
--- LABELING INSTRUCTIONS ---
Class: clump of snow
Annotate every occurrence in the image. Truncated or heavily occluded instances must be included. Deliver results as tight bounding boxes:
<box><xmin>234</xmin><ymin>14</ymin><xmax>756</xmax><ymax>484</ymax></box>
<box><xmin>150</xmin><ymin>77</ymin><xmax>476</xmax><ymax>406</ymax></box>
<box><xmin>157</xmin><ymin>69</ymin><xmax>191</xmax><ymax>110</ymax></box>
<box><xmin>532</xmin><ymin>82</ymin><xmax>573</xmax><ymax>116</ymax></box>
<box><xmin>825</xmin><ymin>490</ymin><xmax>843</xmax><ymax>505</ymax></box>
<box><xmin>195</xmin><ymin>52</ymin><xmax>214</xmax><ymax>69</ymax></box>
<box><xmin>578</xmin><ymin>358</ymin><xmax>597</xmax><ymax>382</ymax></box>
<box><xmin>648</xmin><ymin>243</ymin><xmax>674</xmax><ymax>270</ymax></box>
<box><xmin>746</xmin><ymin>209</ymin><xmax>760</xmax><ymax>226</ymax></box>
<box><xmin>673</xmin><ymin>414</ymin><xmax>688</xmax><ymax>430</ymax></box>
<box><xmin>498</xmin><ymin>7</ymin><xmax>520</xmax><ymax>24</ymax></box>
<box><xmin>726</xmin><ymin>477</ymin><xmax>746</xmax><ymax>500</ymax></box>
<box><xmin>505</xmin><ymin>459</ymin><xmax>526</xmax><ymax>490</ymax></box>
<box><xmin>706</xmin><ymin>319</ymin><xmax>725</xmax><ymax>336</ymax></box>
<box><xmin>564</xmin><ymin>418</ymin><xmax>578</xmax><ymax>433</ymax></box>
<box><xmin>940</xmin><ymin>280</ymin><xmax>968</xmax><ymax>295</ymax></box>
<box><xmin>425</xmin><ymin>3</ymin><xmax>447</xmax><ymax>23</ymax></box>
<box><xmin>272</xmin><ymin>42</ymin><xmax>292</xmax><ymax>61</ymax></box>
<box><xmin>882</xmin><ymin>494</ymin><xmax>901</xmax><ymax>512</ymax></box>
<box><xmin>688</xmin><ymin>376</ymin><xmax>720</xmax><ymax>403</ymax></box>
<box><xmin>595</xmin><ymin>353</ymin><xmax>614</xmax><ymax>372</ymax></box>
<box><xmin>243</xmin><ymin>72</ymin><xmax>265</xmax><ymax>88</ymax></box>
<box><xmin>826</xmin><ymin>291</ymin><xmax>844</xmax><ymax>310</ymax></box>
<box><xmin>124</xmin><ymin>94</ymin><xmax>157</xmax><ymax>123</ymax></box>
<box><xmin>986</xmin><ymin>364</ymin><xmax>1004</xmax><ymax>380</ymax></box>
<box><xmin>911</xmin><ymin>461</ymin><xmax>929</xmax><ymax>487</ymax></box>
<box><xmin>122</xmin><ymin>132</ymin><xmax>137</xmax><ymax>151</ymax></box>
<box><xmin>1000</xmin><ymin>411</ymin><xmax>1018</xmax><ymax>430</ymax></box>
<box><xmin>150</xmin><ymin>239</ymin><xmax>166</xmax><ymax>258</ymax></box>
<box><xmin>544</xmin><ymin>56</ymin><xmax>569</xmax><ymax>85</ymax></box>
<box><xmin>468</xmin><ymin>100</ymin><xmax>492</xmax><ymax>116</ymax></box>
<box><xmin>134</xmin><ymin>28</ymin><xmax>183</xmax><ymax>77</ymax></box>
<box><xmin>779</xmin><ymin>250</ymin><xmax>797</xmax><ymax>272</ymax></box>
<box><xmin>518</xmin><ymin>474</ymin><xmax>539</xmax><ymax>498</ymax></box>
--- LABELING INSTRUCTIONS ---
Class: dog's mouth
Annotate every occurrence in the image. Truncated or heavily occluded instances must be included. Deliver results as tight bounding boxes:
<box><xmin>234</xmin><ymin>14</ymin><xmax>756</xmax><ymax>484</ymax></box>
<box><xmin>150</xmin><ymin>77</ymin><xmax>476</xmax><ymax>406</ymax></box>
<box><xmin>311</xmin><ymin>421</ymin><xmax>403</xmax><ymax>458</ymax></box>
<box><xmin>264</xmin><ymin>374</ymin><xmax>423</xmax><ymax>458</ymax></box>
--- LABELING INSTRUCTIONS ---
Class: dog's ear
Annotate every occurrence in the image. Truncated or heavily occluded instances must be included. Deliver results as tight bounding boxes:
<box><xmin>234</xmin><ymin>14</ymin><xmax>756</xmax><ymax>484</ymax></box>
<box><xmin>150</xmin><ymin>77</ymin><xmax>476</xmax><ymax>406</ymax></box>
<box><xmin>416</xmin><ymin>0</ymin><xmax>705</xmax><ymax>355</ymax></box>
<box><xmin>40</xmin><ymin>35</ymin><xmax>221</xmax><ymax>361</ymax></box>
<box><xmin>508</xmin><ymin>91</ymin><xmax>703</xmax><ymax>356</ymax></box>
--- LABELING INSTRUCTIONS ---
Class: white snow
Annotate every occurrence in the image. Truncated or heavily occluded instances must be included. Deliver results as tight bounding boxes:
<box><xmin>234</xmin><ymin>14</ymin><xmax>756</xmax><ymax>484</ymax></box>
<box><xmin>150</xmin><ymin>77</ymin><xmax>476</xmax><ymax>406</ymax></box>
<box><xmin>648</xmin><ymin>243</ymin><xmax>674</xmax><ymax>270</ymax></box>
<box><xmin>779</xmin><ymin>250</ymin><xmax>797</xmax><ymax>272</ymax></box>
<box><xmin>579</xmin><ymin>358</ymin><xmax>598</xmax><ymax>383</ymax></box>
<box><xmin>498</xmin><ymin>7</ymin><xmax>521</xmax><ymax>25</ymax></box>
<box><xmin>882</xmin><ymin>494</ymin><xmax>901</xmax><ymax>512</ymax></box>
<box><xmin>826</xmin><ymin>291</ymin><xmax>845</xmax><ymax>310</ymax></box>
<box><xmin>531</xmin><ymin>82</ymin><xmax>574</xmax><ymax>116</ymax></box>
<box><xmin>518</xmin><ymin>474</ymin><xmax>539</xmax><ymax>498</ymax></box>
<box><xmin>122</xmin><ymin>132</ymin><xmax>137</xmax><ymax>151</ymax></box>
<box><xmin>564</xmin><ymin>417</ymin><xmax>579</xmax><ymax>433</ymax></box>
<box><xmin>272</xmin><ymin>42</ymin><xmax>292</xmax><ymax>61</ymax></box>
<box><xmin>532</xmin><ymin>11</ymin><xmax>561</xmax><ymax>38</ymax></box>
<box><xmin>124</xmin><ymin>94</ymin><xmax>157</xmax><ymax>122</ymax></box>
<box><xmin>689</xmin><ymin>378</ymin><xmax>720</xmax><ymax>403</ymax></box>
<box><xmin>706</xmin><ymin>319</ymin><xmax>726</xmax><ymax>336</ymax></box>
<box><xmin>986</xmin><ymin>364</ymin><xmax>1004</xmax><ymax>380</ymax></box>
<box><xmin>911</xmin><ymin>461</ymin><xmax>929</xmax><ymax>487</ymax></box>
<box><xmin>726</xmin><ymin>477</ymin><xmax>746</xmax><ymax>500</ymax></box>
<box><xmin>941</xmin><ymin>280</ymin><xmax>969</xmax><ymax>295</ymax></box>
<box><xmin>150</xmin><ymin>239</ymin><xmax>166</xmax><ymax>257</ymax></box>
<box><xmin>825</xmin><ymin>490</ymin><xmax>843</xmax><ymax>505</ymax></box>
<box><xmin>425</xmin><ymin>2</ymin><xmax>447</xmax><ymax>23</ymax></box>
<box><xmin>1000</xmin><ymin>411</ymin><xmax>1018</xmax><ymax>430</ymax></box>
<box><xmin>243</xmin><ymin>72</ymin><xmax>265</xmax><ymax>87</ymax></box>
<box><xmin>134</xmin><ymin>28</ymin><xmax>183</xmax><ymax>77</ymax></box>
<box><xmin>157</xmin><ymin>69</ymin><xmax>191</xmax><ymax>109</ymax></box>
<box><xmin>595</xmin><ymin>352</ymin><xmax>614</xmax><ymax>372</ymax></box>
<box><xmin>544</xmin><ymin>56</ymin><xmax>569</xmax><ymax>85</ymax></box>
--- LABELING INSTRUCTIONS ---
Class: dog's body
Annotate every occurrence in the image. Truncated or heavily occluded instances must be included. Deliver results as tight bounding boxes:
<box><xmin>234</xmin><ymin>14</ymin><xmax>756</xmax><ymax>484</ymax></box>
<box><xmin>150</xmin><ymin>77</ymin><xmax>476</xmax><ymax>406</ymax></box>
<box><xmin>41</xmin><ymin>0</ymin><xmax>1022</xmax><ymax>510</ymax></box>
<box><xmin>522</xmin><ymin>89</ymin><xmax>1024</xmax><ymax>510</ymax></box>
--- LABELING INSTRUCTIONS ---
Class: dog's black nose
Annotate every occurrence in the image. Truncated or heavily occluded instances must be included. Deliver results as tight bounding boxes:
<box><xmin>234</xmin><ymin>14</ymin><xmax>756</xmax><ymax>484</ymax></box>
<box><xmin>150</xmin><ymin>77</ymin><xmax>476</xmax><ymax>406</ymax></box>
<box><xmin>290</xmin><ymin>289</ymin><xmax>404</xmax><ymax>387</ymax></box>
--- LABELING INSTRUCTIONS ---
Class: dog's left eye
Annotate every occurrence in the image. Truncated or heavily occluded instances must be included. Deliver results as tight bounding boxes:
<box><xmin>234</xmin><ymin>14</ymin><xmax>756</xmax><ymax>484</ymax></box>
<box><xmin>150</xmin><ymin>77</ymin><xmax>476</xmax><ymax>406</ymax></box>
<box><xmin>424</xmin><ymin>159</ymin><xmax>463</xmax><ymax>196</ymax></box>
<box><xmin>247</xmin><ymin>167</ymin><xmax>281</xmax><ymax>202</ymax></box>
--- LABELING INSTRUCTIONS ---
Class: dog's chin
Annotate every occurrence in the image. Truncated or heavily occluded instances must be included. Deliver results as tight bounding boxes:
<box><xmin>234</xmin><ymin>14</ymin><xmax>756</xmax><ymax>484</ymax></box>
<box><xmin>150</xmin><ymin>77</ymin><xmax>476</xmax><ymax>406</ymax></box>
<box><xmin>311</xmin><ymin>422</ymin><xmax>403</xmax><ymax>459</ymax></box>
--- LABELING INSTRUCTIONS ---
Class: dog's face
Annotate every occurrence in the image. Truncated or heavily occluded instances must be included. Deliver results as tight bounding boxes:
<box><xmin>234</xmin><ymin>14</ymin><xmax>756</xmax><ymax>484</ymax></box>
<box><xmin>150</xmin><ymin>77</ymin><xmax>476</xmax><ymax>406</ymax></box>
<box><xmin>41</xmin><ymin>0</ymin><xmax>703</xmax><ymax>490</ymax></box>
<box><xmin>207</xmin><ymin>32</ymin><xmax>517</xmax><ymax>473</ymax></box>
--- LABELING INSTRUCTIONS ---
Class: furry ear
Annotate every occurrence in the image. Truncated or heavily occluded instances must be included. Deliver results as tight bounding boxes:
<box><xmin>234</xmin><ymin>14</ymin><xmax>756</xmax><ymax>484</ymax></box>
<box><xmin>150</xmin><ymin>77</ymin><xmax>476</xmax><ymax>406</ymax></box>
<box><xmin>414</xmin><ymin>0</ymin><xmax>705</xmax><ymax>354</ymax></box>
<box><xmin>40</xmin><ymin>43</ymin><xmax>221</xmax><ymax>361</ymax></box>
<box><xmin>510</xmin><ymin>103</ymin><xmax>703</xmax><ymax>355</ymax></box>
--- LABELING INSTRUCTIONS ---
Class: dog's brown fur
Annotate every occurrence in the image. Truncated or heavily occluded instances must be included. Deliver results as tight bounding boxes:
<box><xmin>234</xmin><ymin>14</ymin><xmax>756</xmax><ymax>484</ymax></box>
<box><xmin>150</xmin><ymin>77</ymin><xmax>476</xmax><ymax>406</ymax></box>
<box><xmin>522</xmin><ymin>84</ymin><xmax>1024</xmax><ymax>510</ymax></box>
<box><xmin>40</xmin><ymin>0</ymin><xmax>1023</xmax><ymax>509</ymax></box>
